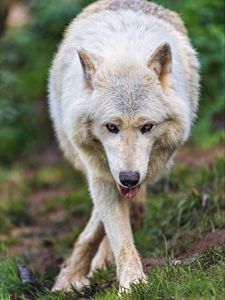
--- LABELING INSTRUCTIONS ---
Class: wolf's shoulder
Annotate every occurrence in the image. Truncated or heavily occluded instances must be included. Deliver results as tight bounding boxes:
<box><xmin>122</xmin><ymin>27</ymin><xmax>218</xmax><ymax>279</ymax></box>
<box><xmin>76</xmin><ymin>0</ymin><xmax>187</xmax><ymax>35</ymax></box>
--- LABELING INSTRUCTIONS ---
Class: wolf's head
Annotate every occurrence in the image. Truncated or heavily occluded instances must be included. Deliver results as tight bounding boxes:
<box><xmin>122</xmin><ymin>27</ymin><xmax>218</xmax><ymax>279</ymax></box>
<box><xmin>76</xmin><ymin>43</ymin><xmax>189</xmax><ymax>198</ymax></box>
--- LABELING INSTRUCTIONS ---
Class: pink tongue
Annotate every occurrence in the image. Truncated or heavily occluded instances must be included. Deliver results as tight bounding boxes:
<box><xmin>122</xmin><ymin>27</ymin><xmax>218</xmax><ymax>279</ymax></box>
<box><xmin>120</xmin><ymin>186</ymin><xmax>139</xmax><ymax>199</ymax></box>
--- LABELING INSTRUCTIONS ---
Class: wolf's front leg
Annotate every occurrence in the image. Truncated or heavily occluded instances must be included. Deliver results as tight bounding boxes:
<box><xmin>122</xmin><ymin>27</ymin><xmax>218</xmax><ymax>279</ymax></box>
<box><xmin>90</xmin><ymin>179</ymin><xmax>146</xmax><ymax>291</ymax></box>
<box><xmin>52</xmin><ymin>207</ymin><xmax>104</xmax><ymax>292</ymax></box>
<box><xmin>89</xmin><ymin>184</ymin><xmax>147</xmax><ymax>277</ymax></box>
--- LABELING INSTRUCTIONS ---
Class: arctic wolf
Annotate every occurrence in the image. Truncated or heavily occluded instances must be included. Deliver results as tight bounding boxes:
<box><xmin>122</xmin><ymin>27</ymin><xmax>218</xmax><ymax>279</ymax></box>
<box><xmin>48</xmin><ymin>0</ymin><xmax>199</xmax><ymax>292</ymax></box>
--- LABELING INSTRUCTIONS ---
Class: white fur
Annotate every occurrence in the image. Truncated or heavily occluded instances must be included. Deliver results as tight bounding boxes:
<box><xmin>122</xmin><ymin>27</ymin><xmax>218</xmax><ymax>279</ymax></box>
<box><xmin>48</xmin><ymin>0</ymin><xmax>199</xmax><ymax>292</ymax></box>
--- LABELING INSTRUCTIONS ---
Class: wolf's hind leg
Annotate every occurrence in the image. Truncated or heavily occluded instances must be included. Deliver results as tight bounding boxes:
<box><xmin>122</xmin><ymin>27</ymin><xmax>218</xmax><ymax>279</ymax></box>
<box><xmin>89</xmin><ymin>235</ymin><xmax>114</xmax><ymax>277</ymax></box>
<box><xmin>52</xmin><ymin>207</ymin><xmax>104</xmax><ymax>292</ymax></box>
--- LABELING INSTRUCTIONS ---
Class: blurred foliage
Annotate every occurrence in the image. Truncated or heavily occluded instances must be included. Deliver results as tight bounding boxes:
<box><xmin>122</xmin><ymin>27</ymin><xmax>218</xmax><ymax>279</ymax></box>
<box><xmin>0</xmin><ymin>0</ymin><xmax>224</xmax><ymax>163</ymax></box>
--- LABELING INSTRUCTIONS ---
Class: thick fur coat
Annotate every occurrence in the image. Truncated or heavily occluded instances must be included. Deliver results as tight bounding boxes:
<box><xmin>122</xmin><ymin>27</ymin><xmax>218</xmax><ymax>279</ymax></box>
<box><xmin>48</xmin><ymin>0</ymin><xmax>200</xmax><ymax>292</ymax></box>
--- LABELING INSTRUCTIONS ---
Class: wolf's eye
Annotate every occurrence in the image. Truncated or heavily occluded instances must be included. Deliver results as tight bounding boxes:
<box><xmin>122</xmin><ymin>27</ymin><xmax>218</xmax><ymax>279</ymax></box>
<box><xmin>140</xmin><ymin>123</ymin><xmax>154</xmax><ymax>134</ymax></box>
<box><xmin>106</xmin><ymin>123</ymin><xmax>119</xmax><ymax>134</ymax></box>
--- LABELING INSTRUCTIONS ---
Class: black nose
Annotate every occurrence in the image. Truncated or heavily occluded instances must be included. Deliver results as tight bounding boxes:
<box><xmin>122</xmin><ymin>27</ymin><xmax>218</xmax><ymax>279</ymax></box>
<box><xmin>119</xmin><ymin>171</ymin><xmax>140</xmax><ymax>187</ymax></box>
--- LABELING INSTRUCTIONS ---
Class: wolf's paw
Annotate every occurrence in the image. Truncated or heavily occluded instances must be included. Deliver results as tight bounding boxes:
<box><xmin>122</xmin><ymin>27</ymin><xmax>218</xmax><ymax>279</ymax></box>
<box><xmin>118</xmin><ymin>271</ymin><xmax>147</xmax><ymax>295</ymax></box>
<box><xmin>52</xmin><ymin>275</ymin><xmax>89</xmax><ymax>292</ymax></box>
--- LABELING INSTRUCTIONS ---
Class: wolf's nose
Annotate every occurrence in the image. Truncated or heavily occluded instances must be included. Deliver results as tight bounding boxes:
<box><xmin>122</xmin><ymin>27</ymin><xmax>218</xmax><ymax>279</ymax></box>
<box><xmin>119</xmin><ymin>171</ymin><xmax>140</xmax><ymax>187</ymax></box>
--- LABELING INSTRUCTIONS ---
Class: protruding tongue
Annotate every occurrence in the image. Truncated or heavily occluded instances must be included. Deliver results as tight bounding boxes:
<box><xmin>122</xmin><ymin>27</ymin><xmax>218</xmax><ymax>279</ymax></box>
<box><xmin>119</xmin><ymin>185</ymin><xmax>140</xmax><ymax>199</ymax></box>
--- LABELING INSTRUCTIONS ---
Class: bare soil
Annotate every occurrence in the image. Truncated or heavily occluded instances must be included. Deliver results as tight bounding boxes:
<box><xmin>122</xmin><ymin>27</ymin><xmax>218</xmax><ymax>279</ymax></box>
<box><xmin>176</xmin><ymin>143</ymin><xmax>224</xmax><ymax>166</ymax></box>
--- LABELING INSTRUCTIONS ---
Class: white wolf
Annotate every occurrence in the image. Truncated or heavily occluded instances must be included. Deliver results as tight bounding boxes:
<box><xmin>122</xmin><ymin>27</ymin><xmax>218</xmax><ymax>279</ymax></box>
<box><xmin>48</xmin><ymin>0</ymin><xmax>200</xmax><ymax>292</ymax></box>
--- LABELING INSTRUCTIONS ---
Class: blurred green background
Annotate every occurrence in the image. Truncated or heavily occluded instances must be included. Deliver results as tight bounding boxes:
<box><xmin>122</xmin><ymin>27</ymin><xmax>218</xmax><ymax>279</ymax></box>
<box><xmin>0</xmin><ymin>0</ymin><xmax>224</xmax><ymax>164</ymax></box>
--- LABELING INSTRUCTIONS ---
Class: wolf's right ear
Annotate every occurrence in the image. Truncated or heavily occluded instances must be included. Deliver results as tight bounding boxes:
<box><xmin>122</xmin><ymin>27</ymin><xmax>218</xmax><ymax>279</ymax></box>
<box><xmin>77</xmin><ymin>48</ymin><xmax>99</xmax><ymax>88</ymax></box>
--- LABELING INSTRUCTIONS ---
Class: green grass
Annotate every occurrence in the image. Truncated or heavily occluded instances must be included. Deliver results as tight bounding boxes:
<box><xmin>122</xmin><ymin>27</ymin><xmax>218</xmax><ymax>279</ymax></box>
<box><xmin>0</xmin><ymin>246</ymin><xmax>224</xmax><ymax>299</ymax></box>
<box><xmin>135</xmin><ymin>156</ymin><xmax>225</xmax><ymax>256</ymax></box>
<box><xmin>0</xmin><ymin>155</ymin><xmax>224</xmax><ymax>299</ymax></box>
<box><xmin>94</xmin><ymin>248</ymin><xmax>225</xmax><ymax>300</ymax></box>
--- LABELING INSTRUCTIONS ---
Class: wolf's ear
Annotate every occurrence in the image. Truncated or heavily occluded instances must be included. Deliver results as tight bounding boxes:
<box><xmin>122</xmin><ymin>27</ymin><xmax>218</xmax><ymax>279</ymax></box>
<box><xmin>147</xmin><ymin>42</ymin><xmax>172</xmax><ymax>81</ymax></box>
<box><xmin>77</xmin><ymin>48</ymin><xmax>99</xmax><ymax>88</ymax></box>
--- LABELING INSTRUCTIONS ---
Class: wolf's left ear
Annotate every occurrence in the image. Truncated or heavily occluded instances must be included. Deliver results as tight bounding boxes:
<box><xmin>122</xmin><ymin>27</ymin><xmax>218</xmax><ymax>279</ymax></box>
<box><xmin>77</xmin><ymin>48</ymin><xmax>99</xmax><ymax>88</ymax></box>
<box><xmin>147</xmin><ymin>42</ymin><xmax>172</xmax><ymax>81</ymax></box>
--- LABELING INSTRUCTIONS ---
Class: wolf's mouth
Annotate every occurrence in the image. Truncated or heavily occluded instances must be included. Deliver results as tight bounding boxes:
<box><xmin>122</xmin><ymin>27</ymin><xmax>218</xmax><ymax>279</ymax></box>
<box><xmin>118</xmin><ymin>184</ymin><xmax>141</xmax><ymax>199</ymax></box>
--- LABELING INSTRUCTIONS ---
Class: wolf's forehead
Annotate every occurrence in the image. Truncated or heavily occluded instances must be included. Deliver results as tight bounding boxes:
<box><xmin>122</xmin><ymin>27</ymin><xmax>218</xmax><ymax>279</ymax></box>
<box><xmin>108</xmin><ymin>78</ymin><xmax>151</xmax><ymax>114</ymax></box>
<box><xmin>95</xmin><ymin>65</ymin><xmax>167</xmax><ymax>119</ymax></box>
<box><xmin>96</xmin><ymin>81</ymin><xmax>169</xmax><ymax>123</ymax></box>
